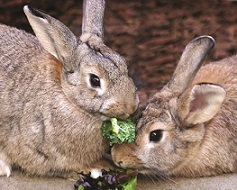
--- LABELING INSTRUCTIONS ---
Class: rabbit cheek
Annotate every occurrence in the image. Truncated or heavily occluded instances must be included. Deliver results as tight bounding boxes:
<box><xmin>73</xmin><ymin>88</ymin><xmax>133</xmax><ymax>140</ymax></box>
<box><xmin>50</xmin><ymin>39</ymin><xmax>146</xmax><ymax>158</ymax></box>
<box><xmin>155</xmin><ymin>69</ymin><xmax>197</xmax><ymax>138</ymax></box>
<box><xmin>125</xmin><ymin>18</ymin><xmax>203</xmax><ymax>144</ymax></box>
<box><xmin>63</xmin><ymin>81</ymin><xmax>104</xmax><ymax>114</ymax></box>
<box><xmin>135</xmin><ymin>126</ymin><xmax>181</xmax><ymax>174</ymax></box>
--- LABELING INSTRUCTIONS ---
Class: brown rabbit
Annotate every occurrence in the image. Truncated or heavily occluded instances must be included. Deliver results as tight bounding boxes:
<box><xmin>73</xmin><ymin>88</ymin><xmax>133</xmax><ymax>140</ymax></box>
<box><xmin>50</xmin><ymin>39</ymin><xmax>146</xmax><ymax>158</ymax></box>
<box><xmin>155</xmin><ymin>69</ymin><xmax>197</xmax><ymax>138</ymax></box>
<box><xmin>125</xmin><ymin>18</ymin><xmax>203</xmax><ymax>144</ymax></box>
<box><xmin>112</xmin><ymin>36</ymin><xmax>237</xmax><ymax>178</ymax></box>
<box><xmin>0</xmin><ymin>0</ymin><xmax>138</xmax><ymax>178</ymax></box>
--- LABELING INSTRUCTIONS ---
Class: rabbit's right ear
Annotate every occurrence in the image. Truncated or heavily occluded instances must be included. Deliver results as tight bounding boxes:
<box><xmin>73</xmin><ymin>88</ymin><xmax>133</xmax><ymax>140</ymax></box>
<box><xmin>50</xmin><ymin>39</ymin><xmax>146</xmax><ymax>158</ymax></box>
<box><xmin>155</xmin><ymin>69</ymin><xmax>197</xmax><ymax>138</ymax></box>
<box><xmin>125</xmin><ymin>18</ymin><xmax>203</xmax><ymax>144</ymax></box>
<box><xmin>23</xmin><ymin>5</ymin><xmax>77</xmax><ymax>72</ymax></box>
<box><xmin>178</xmin><ymin>83</ymin><xmax>226</xmax><ymax>125</ymax></box>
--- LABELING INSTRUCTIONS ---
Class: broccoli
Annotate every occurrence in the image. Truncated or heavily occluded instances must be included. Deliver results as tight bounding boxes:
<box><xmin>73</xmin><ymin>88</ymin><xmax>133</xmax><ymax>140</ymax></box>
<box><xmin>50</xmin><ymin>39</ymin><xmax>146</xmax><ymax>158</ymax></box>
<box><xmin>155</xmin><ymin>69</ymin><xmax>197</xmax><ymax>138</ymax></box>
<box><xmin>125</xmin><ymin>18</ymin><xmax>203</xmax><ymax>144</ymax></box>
<box><xmin>102</xmin><ymin>118</ymin><xmax>136</xmax><ymax>146</ymax></box>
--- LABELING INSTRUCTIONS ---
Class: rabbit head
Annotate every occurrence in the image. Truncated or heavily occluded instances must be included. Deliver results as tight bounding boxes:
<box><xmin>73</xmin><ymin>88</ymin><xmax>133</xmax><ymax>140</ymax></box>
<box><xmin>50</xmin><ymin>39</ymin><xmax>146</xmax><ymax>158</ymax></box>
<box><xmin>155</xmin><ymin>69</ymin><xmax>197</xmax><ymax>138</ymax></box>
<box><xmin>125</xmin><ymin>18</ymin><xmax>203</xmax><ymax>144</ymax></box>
<box><xmin>23</xmin><ymin>1</ymin><xmax>138</xmax><ymax>120</ymax></box>
<box><xmin>112</xmin><ymin>36</ymin><xmax>230</xmax><ymax>177</ymax></box>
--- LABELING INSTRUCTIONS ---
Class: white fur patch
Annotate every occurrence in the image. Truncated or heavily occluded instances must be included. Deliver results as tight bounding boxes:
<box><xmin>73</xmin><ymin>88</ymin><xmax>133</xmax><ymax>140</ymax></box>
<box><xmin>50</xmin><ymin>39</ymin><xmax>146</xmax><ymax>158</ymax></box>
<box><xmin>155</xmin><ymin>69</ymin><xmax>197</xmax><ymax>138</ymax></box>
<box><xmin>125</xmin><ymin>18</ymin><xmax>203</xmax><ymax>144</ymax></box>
<box><xmin>31</xmin><ymin>123</ymin><xmax>41</xmax><ymax>133</ymax></box>
<box><xmin>0</xmin><ymin>159</ymin><xmax>11</xmax><ymax>177</ymax></box>
<box><xmin>80</xmin><ymin>33</ymin><xmax>92</xmax><ymax>43</ymax></box>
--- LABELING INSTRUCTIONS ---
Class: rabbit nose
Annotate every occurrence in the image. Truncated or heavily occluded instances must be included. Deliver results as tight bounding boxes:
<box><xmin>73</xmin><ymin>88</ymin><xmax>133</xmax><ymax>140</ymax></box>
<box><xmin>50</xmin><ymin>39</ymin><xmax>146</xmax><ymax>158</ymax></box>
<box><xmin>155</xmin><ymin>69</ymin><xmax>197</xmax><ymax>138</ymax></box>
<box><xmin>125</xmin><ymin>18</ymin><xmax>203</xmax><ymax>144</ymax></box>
<box><xmin>100</xmin><ymin>98</ymin><xmax>137</xmax><ymax>119</ymax></box>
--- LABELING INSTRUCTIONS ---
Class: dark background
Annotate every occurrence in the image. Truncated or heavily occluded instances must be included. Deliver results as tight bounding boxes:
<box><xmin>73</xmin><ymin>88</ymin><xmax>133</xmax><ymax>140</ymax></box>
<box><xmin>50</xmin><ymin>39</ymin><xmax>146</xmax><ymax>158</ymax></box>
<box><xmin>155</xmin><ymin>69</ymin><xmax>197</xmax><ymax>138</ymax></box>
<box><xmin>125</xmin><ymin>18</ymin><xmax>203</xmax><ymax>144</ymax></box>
<box><xmin>0</xmin><ymin>0</ymin><xmax>237</xmax><ymax>103</ymax></box>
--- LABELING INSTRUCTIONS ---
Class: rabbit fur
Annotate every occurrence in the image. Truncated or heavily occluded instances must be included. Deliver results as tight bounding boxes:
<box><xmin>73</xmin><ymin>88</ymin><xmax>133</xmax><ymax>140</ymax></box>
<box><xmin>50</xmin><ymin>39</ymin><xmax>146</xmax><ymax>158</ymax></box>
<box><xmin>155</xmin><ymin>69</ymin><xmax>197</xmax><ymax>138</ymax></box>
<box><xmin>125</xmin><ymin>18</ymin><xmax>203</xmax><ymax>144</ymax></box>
<box><xmin>0</xmin><ymin>2</ymin><xmax>138</xmax><ymax>178</ymax></box>
<box><xmin>112</xmin><ymin>36</ymin><xmax>237</xmax><ymax>178</ymax></box>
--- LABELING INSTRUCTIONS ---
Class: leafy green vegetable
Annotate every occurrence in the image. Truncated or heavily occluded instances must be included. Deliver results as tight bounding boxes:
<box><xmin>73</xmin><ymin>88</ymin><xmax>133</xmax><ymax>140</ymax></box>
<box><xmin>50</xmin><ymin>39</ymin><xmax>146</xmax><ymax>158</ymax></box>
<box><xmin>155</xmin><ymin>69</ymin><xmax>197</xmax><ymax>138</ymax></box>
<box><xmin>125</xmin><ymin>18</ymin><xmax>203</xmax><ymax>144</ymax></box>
<box><xmin>122</xmin><ymin>176</ymin><xmax>137</xmax><ymax>190</ymax></box>
<box><xmin>74</xmin><ymin>169</ymin><xmax>138</xmax><ymax>190</ymax></box>
<box><xmin>102</xmin><ymin>118</ymin><xmax>136</xmax><ymax>146</ymax></box>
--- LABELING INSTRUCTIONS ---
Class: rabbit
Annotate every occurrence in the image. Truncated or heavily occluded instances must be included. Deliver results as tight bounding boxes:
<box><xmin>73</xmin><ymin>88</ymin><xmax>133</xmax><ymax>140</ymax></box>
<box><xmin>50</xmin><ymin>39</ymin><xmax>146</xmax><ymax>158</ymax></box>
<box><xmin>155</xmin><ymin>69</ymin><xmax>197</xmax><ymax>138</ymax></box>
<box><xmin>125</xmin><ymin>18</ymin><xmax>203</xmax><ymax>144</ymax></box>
<box><xmin>0</xmin><ymin>0</ymin><xmax>138</xmax><ymax>179</ymax></box>
<box><xmin>112</xmin><ymin>35</ymin><xmax>237</xmax><ymax>178</ymax></box>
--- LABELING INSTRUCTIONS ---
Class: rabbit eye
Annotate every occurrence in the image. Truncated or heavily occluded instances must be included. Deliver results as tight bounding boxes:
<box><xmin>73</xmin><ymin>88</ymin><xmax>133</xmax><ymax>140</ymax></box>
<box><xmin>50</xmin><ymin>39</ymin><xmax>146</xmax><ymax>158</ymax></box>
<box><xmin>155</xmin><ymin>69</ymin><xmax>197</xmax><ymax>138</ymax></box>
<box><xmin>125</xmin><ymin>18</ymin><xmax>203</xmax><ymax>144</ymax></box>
<box><xmin>149</xmin><ymin>130</ymin><xmax>163</xmax><ymax>143</ymax></box>
<box><xmin>89</xmin><ymin>74</ymin><xmax>101</xmax><ymax>88</ymax></box>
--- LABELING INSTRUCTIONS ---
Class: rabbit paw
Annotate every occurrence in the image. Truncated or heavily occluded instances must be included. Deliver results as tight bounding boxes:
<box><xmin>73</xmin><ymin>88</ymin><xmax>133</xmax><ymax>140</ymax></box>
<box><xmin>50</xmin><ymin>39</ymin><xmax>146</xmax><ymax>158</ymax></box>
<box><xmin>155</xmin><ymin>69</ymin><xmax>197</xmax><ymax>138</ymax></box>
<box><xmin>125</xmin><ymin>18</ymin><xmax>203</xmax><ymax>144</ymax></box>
<box><xmin>0</xmin><ymin>159</ymin><xmax>11</xmax><ymax>177</ymax></box>
<box><xmin>59</xmin><ymin>171</ymin><xmax>84</xmax><ymax>181</ymax></box>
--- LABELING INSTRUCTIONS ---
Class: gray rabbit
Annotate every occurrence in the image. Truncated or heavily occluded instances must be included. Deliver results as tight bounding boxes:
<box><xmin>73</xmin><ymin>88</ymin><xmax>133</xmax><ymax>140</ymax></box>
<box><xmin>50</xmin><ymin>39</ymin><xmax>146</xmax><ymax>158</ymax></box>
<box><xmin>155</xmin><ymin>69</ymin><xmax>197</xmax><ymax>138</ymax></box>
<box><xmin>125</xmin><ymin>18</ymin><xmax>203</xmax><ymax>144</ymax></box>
<box><xmin>112</xmin><ymin>36</ymin><xmax>237</xmax><ymax>178</ymax></box>
<box><xmin>0</xmin><ymin>0</ymin><xmax>138</xmax><ymax>178</ymax></box>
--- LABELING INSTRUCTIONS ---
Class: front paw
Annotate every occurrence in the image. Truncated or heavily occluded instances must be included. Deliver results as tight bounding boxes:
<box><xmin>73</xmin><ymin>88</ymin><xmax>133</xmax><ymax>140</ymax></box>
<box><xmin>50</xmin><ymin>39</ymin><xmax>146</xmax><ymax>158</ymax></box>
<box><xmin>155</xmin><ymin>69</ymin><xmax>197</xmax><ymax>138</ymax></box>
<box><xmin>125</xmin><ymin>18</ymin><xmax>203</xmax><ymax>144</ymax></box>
<box><xmin>59</xmin><ymin>171</ymin><xmax>84</xmax><ymax>181</ymax></box>
<box><xmin>0</xmin><ymin>159</ymin><xmax>11</xmax><ymax>177</ymax></box>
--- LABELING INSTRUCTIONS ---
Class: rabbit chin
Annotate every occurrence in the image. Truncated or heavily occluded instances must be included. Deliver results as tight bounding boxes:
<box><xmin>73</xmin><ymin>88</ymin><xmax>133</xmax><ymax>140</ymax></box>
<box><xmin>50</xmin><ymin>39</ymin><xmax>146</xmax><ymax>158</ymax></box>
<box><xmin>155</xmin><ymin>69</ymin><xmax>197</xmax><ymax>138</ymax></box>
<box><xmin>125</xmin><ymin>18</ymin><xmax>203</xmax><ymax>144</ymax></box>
<box><xmin>138</xmin><ymin>167</ymin><xmax>156</xmax><ymax>174</ymax></box>
<box><xmin>137</xmin><ymin>167</ymin><xmax>169</xmax><ymax>179</ymax></box>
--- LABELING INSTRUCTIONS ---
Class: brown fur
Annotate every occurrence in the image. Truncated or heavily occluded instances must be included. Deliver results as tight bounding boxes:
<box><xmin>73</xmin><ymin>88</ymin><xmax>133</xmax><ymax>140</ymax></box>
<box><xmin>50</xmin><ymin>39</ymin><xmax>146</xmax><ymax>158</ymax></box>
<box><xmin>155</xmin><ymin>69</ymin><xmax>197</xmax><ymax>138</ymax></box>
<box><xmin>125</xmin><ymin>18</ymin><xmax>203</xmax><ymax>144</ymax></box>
<box><xmin>112</xmin><ymin>36</ymin><xmax>237</xmax><ymax>178</ymax></box>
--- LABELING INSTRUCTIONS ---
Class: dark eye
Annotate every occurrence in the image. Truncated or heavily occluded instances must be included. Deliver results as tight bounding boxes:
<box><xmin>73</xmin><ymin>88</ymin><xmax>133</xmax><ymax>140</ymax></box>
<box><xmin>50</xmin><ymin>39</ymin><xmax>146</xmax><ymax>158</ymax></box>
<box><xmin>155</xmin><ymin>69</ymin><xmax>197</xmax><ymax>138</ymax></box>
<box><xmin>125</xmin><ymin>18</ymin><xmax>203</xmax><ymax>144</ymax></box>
<box><xmin>149</xmin><ymin>130</ymin><xmax>163</xmax><ymax>143</ymax></box>
<box><xmin>90</xmin><ymin>74</ymin><xmax>101</xmax><ymax>88</ymax></box>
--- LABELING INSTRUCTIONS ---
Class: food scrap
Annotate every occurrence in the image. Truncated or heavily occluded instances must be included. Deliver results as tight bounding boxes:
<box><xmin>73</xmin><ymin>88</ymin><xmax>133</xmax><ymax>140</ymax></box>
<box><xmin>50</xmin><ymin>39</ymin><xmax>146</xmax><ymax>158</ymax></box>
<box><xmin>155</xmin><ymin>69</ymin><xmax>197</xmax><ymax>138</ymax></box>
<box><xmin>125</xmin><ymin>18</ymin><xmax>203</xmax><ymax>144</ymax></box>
<box><xmin>74</xmin><ymin>169</ymin><xmax>138</xmax><ymax>190</ymax></box>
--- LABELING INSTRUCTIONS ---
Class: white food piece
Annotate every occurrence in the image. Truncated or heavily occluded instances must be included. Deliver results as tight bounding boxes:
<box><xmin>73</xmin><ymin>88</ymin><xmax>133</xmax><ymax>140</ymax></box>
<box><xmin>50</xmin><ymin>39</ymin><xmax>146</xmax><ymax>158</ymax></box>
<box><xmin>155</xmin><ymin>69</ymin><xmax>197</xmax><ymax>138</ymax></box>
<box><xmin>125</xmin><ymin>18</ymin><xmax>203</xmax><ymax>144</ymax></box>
<box><xmin>90</xmin><ymin>168</ymin><xmax>103</xmax><ymax>179</ymax></box>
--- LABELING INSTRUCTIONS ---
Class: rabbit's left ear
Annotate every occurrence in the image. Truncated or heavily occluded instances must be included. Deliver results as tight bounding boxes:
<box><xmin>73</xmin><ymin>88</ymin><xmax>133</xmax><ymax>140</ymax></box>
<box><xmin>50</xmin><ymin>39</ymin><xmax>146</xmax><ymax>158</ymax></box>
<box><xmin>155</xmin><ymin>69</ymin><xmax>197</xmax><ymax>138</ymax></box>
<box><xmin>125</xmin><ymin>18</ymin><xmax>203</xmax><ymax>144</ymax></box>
<box><xmin>24</xmin><ymin>5</ymin><xmax>77</xmax><ymax>72</ymax></box>
<box><xmin>178</xmin><ymin>83</ymin><xmax>226</xmax><ymax>125</ymax></box>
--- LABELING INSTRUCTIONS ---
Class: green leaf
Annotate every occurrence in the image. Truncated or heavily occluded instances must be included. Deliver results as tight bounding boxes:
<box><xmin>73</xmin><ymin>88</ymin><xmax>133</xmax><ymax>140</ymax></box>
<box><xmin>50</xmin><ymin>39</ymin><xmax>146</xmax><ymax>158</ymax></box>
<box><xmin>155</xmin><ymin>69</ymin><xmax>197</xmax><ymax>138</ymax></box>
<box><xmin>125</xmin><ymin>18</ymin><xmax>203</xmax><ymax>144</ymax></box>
<box><xmin>122</xmin><ymin>177</ymin><xmax>137</xmax><ymax>190</ymax></box>
<box><xmin>78</xmin><ymin>186</ymin><xmax>85</xmax><ymax>190</ymax></box>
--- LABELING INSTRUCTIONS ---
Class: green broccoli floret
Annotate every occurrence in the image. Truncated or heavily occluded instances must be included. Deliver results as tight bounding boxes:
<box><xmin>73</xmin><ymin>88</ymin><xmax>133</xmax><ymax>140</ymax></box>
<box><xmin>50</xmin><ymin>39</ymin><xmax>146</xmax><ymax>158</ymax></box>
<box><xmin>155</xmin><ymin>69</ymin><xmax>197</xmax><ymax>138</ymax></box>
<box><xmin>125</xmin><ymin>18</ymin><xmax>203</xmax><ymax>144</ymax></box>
<box><xmin>102</xmin><ymin>118</ymin><xmax>136</xmax><ymax>146</ymax></box>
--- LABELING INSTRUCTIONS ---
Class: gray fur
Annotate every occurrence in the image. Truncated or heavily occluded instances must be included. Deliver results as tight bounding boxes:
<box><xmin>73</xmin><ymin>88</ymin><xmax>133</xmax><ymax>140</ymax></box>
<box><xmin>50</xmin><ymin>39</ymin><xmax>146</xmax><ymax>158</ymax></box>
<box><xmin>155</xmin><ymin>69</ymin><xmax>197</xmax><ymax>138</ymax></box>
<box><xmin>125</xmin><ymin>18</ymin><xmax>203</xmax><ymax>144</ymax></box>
<box><xmin>0</xmin><ymin>1</ymin><xmax>138</xmax><ymax>178</ymax></box>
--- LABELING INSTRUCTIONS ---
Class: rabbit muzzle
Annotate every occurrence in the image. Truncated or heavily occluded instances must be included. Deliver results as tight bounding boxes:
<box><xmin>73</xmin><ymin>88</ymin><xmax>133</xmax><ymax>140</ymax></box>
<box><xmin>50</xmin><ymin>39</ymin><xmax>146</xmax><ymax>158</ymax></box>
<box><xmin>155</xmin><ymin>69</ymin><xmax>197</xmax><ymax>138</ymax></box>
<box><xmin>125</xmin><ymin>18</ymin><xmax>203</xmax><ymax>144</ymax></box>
<box><xmin>111</xmin><ymin>143</ymin><xmax>140</xmax><ymax>169</ymax></box>
<box><xmin>99</xmin><ymin>95</ymin><xmax>139</xmax><ymax>119</ymax></box>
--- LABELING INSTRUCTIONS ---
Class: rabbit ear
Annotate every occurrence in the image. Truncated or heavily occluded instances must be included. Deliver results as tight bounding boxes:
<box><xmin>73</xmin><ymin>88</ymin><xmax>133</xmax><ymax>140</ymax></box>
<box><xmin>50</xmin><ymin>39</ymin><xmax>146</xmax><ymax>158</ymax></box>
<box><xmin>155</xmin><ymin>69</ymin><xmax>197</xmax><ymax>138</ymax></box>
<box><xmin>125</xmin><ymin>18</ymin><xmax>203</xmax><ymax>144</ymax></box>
<box><xmin>165</xmin><ymin>36</ymin><xmax>215</xmax><ymax>94</ymax></box>
<box><xmin>80</xmin><ymin>0</ymin><xmax>105</xmax><ymax>43</ymax></box>
<box><xmin>178</xmin><ymin>83</ymin><xmax>226</xmax><ymax>125</ymax></box>
<box><xmin>23</xmin><ymin>5</ymin><xmax>77</xmax><ymax>72</ymax></box>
